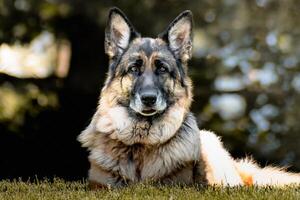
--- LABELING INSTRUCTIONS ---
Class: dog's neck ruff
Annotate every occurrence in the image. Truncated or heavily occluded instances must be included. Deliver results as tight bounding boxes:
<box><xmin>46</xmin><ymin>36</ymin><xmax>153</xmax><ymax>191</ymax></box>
<box><xmin>96</xmin><ymin>105</ymin><xmax>186</xmax><ymax>145</ymax></box>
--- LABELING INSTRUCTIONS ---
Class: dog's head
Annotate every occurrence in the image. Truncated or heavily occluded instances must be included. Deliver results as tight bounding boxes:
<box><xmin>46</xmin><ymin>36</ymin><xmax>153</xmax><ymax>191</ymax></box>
<box><xmin>78</xmin><ymin>8</ymin><xmax>195</xmax><ymax>146</ymax></box>
<box><xmin>102</xmin><ymin>7</ymin><xmax>193</xmax><ymax>118</ymax></box>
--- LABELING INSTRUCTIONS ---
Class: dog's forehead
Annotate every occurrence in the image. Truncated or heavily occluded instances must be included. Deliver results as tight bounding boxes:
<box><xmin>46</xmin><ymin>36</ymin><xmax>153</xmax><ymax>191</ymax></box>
<box><xmin>128</xmin><ymin>37</ymin><xmax>170</xmax><ymax>58</ymax></box>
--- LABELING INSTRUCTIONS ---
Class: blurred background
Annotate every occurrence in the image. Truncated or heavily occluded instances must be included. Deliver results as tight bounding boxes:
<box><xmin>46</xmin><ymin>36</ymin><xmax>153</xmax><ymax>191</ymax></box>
<box><xmin>0</xmin><ymin>0</ymin><xmax>300</xmax><ymax>181</ymax></box>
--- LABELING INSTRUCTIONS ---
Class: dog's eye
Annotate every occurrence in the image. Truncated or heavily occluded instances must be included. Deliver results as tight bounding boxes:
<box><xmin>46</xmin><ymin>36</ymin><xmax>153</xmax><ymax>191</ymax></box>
<box><xmin>128</xmin><ymin>59</ymin><xmax>143</xmax><ymax>74</ymax></box>
<box><xmin>129</xmin><ymin>66</ymin><xmax>139</xmax><ymax>73</ymax></box>
<box><xmin>155</xmin><ymin>60</ymin><xmax>169</xmax><ymax>74</ymax></box>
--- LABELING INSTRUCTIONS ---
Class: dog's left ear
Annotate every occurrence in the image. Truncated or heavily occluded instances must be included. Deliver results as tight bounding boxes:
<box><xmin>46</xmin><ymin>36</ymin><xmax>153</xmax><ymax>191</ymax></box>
<box><xmin>159</xmin><ymin>10</ymin><xmax>193</xmax><ymax>62</ymax></box>
<box><xmin>105</xmin><ymin>7</ymin><xmax>140</xmax><ymax>59</ymax></box>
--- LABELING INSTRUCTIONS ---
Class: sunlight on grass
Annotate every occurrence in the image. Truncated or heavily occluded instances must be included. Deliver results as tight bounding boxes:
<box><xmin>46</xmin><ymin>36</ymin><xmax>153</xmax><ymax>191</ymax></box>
<box><xmin>0</xmin><ymin>179</ymin><xmax>300</xmax><ymax>200</ymax></box>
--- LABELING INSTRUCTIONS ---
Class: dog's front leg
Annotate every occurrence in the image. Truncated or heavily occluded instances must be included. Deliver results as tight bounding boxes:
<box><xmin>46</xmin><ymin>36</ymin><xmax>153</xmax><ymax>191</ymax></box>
<box><xmin>88</xmin><ymin>161</ymin><xmax>125</xmax><ymax>189</ymax></box>
<box><xmin>199</xmin><ymin>130</ymin><xmax>243</xmax><ymax>186</ymax></box>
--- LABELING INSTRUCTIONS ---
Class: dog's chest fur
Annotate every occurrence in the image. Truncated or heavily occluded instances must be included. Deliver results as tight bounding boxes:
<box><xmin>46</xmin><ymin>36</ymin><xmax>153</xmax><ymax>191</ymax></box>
<box><xmin>89</xmin><ymin>114</ymin><xmax>202</xmax><ymax>185</ymax></box>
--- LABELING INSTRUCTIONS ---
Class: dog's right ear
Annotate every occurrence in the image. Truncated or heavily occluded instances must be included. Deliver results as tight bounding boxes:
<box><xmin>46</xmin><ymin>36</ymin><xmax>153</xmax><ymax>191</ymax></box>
<box><xmin>158</xmin><ymin>10</ymin><xmax>193</xmax><ymax>63</ymax></box>
<box><xmin>105</xmin><ymin>7</ymin><xmax>140</xmax><ymax>59</ymax></box>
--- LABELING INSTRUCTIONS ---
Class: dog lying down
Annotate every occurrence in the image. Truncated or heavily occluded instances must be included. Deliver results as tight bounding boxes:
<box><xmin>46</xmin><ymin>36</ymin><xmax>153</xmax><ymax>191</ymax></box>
<box><xmin>78</xmin><ymin>7</ymin><xmax>300</xmax><ymax>188</ymax></box>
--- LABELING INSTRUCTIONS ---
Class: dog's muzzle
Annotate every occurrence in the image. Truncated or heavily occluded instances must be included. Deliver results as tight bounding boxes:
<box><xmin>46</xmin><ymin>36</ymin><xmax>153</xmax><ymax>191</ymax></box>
<box><xmin>130</xmin><ymin>91</ymin><xmax>167</xmax><ymax>116</ymax></box>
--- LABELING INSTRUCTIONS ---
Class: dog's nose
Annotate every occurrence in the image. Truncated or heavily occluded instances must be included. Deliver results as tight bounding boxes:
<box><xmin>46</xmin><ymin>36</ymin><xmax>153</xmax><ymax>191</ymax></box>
<box><xmin>141</xmin><ymin>93</ymin><xmax>157</xmax><ymax>107</ymax></box>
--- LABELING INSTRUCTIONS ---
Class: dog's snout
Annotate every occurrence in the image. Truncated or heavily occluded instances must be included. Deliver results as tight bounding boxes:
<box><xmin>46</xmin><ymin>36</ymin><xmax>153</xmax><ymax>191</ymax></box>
<box><xmin>141</xmin><ymin>92</ymin><xmax>157</xmax><ymax>107</ymax></box>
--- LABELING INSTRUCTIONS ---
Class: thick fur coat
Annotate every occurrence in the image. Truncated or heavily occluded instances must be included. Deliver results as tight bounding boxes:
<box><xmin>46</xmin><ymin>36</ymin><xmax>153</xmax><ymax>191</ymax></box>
<box><xmin>78</xmin><ymin>8</ymin><xmax>300</xmax><ymax>188</ymax></box>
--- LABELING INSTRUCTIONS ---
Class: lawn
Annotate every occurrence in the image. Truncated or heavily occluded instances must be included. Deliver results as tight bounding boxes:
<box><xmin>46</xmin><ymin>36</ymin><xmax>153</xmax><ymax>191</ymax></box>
<box><xmin>0</xmin><ymin>179</ymin><xmax>300</xmax><ymax>200</ymax></box>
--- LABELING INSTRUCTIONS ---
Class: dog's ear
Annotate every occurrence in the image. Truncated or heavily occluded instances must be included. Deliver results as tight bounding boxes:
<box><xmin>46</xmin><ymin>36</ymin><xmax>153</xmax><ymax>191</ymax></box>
<box><xmin>105</xmin><ymin>7</ymin><xmax>140</xmax><ymax>59</ymax></box>
<box><xmin>159</xmin><ymin>10</ymin><xmax>193</xmax><ymax>62</ymax></box>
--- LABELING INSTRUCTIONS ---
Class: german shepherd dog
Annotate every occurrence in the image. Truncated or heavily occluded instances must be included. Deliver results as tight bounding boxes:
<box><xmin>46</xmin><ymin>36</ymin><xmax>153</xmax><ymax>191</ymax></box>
<box><xmin>78</xmin><ymin>7</ymin><xmax>300</xmax><ymax>188</ymax></box>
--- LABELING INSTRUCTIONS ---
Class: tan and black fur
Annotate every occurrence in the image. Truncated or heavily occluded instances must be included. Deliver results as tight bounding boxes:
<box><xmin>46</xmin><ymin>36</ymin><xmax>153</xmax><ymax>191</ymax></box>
<box><xmin>78</xmin><ymin>7</ymin><xmax>300</xmax><ymax>188</ymax></box>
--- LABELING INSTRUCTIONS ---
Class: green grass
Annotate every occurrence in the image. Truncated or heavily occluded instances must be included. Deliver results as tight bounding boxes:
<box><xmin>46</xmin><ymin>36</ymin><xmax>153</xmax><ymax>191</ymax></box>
<box><xmin>0</xmin><ymin>179</ymin><xmax>300</xmax><ymax>200</ymax></box>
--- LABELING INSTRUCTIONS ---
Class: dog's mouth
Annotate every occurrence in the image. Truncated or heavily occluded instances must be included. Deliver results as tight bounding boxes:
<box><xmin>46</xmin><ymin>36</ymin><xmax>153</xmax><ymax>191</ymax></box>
<box><xmin>139</xmin><ymin>108</ymin><xmax>158</xmax><ymax>116</ymax></box>
<box><xmin>129</xmin><ymin>95</ymin><xmax>167</xmax><ymax>117</ymax></box>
